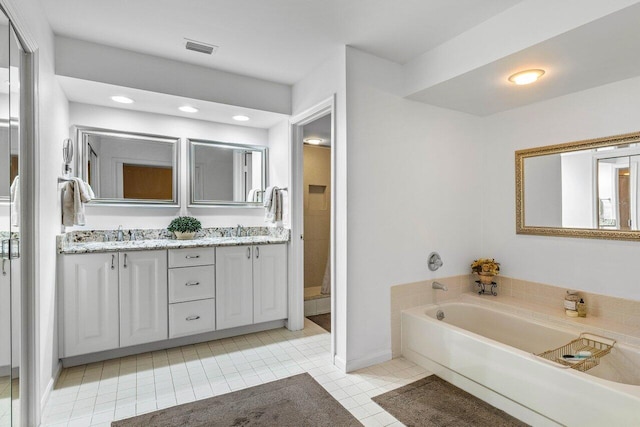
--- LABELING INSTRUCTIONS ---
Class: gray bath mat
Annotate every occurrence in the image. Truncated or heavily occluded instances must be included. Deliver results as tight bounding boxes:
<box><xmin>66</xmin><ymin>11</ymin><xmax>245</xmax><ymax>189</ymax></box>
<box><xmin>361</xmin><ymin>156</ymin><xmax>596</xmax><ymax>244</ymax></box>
<box><xmin>112</xmin><ymin>372</ymin><xmax>361</xmax><ymax>426</ymax></box>
<box><xmin>372</xmin><ymin>375</ymin><xmax>528</xmax><ymax>427</ymax></box>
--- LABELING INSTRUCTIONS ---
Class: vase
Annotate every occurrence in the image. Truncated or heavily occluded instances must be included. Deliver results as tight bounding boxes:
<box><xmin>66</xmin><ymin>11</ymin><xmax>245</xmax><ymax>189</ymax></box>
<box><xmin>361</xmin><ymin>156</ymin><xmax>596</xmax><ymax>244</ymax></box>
<box><xmin>174</xmin><ymin>231</ymin><xmax>196</xmax><ymax>240</ymax></box>
<box><xmin>478</xmin><ymin>273</ymin><xmax>495</xmax><ymax>285</ymax></box>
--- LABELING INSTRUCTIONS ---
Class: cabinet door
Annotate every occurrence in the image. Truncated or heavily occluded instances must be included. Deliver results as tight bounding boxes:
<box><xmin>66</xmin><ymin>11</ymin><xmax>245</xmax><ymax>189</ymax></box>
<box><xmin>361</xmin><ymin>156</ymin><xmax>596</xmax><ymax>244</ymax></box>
<box><xmin>119</xmin><ymin>250</ymin><xmax>168</xmax><ymax>347</ymax></box>
<box><xmin>216</xmin><ymin>246</ymin><xmax>253</xmax><ymax>330</ymax></box>
<box><xmin>61</xmin><ymin>253</ymin><xmax>119</xmax><ymax>357</ymax></box>
<box><xmin>253</xmin><ymin>244</ymin><xmax>288</xmax><ymax>323</ymax></box>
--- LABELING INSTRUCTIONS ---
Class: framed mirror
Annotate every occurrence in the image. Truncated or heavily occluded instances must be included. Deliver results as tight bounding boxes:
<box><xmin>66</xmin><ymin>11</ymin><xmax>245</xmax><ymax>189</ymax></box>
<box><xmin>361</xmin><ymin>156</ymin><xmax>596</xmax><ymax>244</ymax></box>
<box><xmin>76</xmin><ymin>126</ymin><xmax>180</xmax><ymax>205</ymax></box>
<box><xmin>516</xmin><ymin>131</ymin><xmax>640</xmax><ymax>240</ymax></box>
<box><xmin>188</xmin><ymin>139</ymin><xmax>267</xmax><ymax>206</ymax></box>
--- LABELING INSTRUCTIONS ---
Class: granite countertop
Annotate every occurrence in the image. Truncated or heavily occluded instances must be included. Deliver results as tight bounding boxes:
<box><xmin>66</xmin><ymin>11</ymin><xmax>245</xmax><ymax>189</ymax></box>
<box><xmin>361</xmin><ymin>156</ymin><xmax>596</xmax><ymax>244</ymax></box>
<box><xmin>58</xmin><ymin>227</ymin><xmax>290</xmax><ymax>254</ymax></box>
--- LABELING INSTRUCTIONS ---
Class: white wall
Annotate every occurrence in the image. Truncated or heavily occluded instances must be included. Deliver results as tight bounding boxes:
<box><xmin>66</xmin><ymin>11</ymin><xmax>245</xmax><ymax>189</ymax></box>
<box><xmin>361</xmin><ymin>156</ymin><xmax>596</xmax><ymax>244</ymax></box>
<box><xmin>561</xmin><ymin>151</ymin><xmax>595</xmax><ymax>228</ymax></box>
<box><xmin>68</xmin><ymin>102</ymin><xmax>288</xmax><ymax>229</ymax></box>
<box><xmin>291</xmin><ymin>47</ymin><xmax>349</xmax><ymax>364</ymax></box>
<box><xmin>482</xmin><ymin>75</ymin><xmax>640</xmax><ymax>301</ymax></box>
<box><xmin>344</xmin><ymin>47</ymin><xmax>483</xmax><ymax>369</ymax></box>
<box><xmin>524</xmin><ymin>154</ymin><xmax>562</xmax><ymax>227</ymax></box>
<box><xmin>5</xmin><ymin>0</ymin><xmax>71</xmax><ymax>419</ymax></box>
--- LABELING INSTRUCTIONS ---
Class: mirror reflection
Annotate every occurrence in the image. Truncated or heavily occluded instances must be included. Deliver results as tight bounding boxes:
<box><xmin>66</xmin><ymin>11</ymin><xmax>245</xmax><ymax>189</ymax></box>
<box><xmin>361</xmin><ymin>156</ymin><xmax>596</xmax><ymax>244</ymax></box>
<box><xmin>77</xmin><ymin>127</ymin><xmax>179</xmax><ymax>205</ymax></box>
<box><xmin>0</xmin><ymin>121</ymin><xmax>18</xmax><ymax>199</ymax></box>
<box><xmin>188</xmin><ymin>139</ymin><xmax>267</xmax><ymax>206</ymax></box>
<box><xmin>517</xmin><ymin>132</ymin><xmax>640</xmax><ymax>240</ymax></box>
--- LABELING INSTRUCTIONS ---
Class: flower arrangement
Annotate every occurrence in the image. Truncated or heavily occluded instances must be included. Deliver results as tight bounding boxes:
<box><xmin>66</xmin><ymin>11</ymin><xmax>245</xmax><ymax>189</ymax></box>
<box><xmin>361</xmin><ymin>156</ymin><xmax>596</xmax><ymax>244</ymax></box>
<box><xmin>471</xmin><ymin>258</ymin><xmax>500</xmax><ymax>276</ymax></box>
<box><xmin>167</xmin><ymin>216</ymin><xmax>202</xmax><ymax>239</ymax></box>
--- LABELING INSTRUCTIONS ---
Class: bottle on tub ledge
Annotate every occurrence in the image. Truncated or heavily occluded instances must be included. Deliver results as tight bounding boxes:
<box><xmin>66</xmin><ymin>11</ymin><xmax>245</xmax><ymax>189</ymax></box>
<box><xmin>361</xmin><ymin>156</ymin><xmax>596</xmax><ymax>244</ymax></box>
<box><xmin>564</xmin><ymin>291</ymin><xmax>580</xmax><ymax>317</ymax></box>
<box><xmin>577</xmin><ymin>298</ymin><xmax>587</xmax><ymax>317</ymax></box>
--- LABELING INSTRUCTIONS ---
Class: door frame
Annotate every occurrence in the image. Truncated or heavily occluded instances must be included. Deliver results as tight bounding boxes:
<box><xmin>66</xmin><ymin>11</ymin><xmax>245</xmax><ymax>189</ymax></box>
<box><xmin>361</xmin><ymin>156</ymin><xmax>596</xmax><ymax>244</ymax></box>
<box><xmin>0</xmin><ymin>1</ymin><xmax>39</xmax><ymax>424</ymax></box>
<box><xmin>288</xmin><ymin>96</ymin><xmax>336</xmax><ymax>362</ymax></box>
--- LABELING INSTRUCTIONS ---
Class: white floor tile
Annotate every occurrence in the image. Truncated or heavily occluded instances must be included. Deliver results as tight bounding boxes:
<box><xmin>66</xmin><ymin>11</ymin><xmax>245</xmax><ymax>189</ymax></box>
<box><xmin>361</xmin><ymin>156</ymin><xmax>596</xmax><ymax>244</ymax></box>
<box><xmin>43</xmin><ymin>319</ymin><xmax>429</xmax><ymax>426</ymax></box>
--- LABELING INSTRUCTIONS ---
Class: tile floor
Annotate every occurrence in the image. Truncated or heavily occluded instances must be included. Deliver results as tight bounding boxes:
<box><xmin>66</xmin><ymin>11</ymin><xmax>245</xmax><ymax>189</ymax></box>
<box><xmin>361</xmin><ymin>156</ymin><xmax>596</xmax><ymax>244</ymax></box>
<box><xmin>41</xmin><ymin>319</ymin><xmax>429</xmax><ymax>427</ymax></box>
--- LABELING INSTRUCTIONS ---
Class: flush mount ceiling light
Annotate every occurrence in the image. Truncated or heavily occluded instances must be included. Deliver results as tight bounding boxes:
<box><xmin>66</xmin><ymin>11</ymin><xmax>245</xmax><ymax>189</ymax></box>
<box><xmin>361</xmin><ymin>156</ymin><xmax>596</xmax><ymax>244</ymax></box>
<box><xmin>179</xmin><ymin>105</ymin><xmax>199</xmax><ymax>113</ymax></box>
<box><xmin>304</xmin><ymin>138</ymin><xmax>323</xmax><ymax>145</ymax></box>
<box><xmin>508</xmin><ymin>69</ymin><xmax>545</xmax><ymax>85</ymax></box>
<box><xmin>233</xmin><ymin>115</ymin><xmax>250</xmax><ymax>122</ymax></box>
<box><xmin>111</xmin><ymin>95</ymin><xmax>134</xmax><ymax>104</ymax></box>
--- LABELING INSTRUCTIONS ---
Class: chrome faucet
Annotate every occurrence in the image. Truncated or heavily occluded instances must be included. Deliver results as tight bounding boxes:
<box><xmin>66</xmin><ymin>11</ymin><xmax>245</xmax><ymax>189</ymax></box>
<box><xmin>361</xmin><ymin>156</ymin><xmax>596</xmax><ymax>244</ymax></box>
<box><xmin>236</xmin><ymin>224</ymin><xmax>243</xmax><ymax>237</ymax></box>
<box><xmin>432</xmin><ymin>281</ymin><xmax>448</xmax><ymax>291</ymax></box>
<box><xmin>117</xmin><ymin>225</ymin><xmax>124</xmax><ymax>242</ymax></box>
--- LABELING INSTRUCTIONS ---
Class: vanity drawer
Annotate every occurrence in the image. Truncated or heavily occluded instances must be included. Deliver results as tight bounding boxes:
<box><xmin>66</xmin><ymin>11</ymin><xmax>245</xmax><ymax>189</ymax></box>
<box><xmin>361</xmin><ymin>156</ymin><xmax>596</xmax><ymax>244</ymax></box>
<box><xmin>168</xmin><ymin>265</ymin><xmax>215</xmax><ymax>303</ymax></box>
<box><xmin>168</xmin><ymin>247</ymin><xmax>215</xmax><ymax>268</ymax></box>
<box><xmin>169</xmin><ymin>299</ymin><xmax>215</xmax><ymax>338</ymax></box>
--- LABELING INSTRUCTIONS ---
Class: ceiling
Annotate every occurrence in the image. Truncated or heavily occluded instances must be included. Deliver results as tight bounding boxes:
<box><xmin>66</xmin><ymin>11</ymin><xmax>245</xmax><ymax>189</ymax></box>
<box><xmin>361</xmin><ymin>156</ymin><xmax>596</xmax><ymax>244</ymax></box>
<box><xmin>41</xmin><ymin>0</ymin><xmax>520</xmax><ymax>85</ymax></box>
<box><xmin>409</xmin><ymin>3</ymin><xmax>640</xmax><ymax>116</ymax></box>
<box><xmin>58</xmin><ymin>76</ymin><xmax>289</xmax><ymax>128</ymax></box>
<box><xmin>303</xmin><ymin>115</ymin><xmax>331</xmax><ymax>147</ymax></box>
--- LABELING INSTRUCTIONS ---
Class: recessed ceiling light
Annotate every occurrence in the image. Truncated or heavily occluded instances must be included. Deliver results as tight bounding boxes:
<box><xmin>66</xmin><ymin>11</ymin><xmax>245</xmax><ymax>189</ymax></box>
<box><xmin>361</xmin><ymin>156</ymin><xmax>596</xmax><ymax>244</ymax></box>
<box><xmin>508</xmin><ymin>69</ymin><xmax>545</xmax><ymax>85</ymax></box>
<box><xmin>111</xmin><ymin>95</ymin><xmax>134</xmax><ymax>104</ymax></box>
<box><xmin>179</xmin><ymin>105</ymin><xmax>199</xmax><ymax>113</ymax></box>
<box><xmin>304</xmin><ymin>138</ymin><xmax>323</xmax><ymax>145</ymax></box>
<box><xmin>233</xmin><ymin>115</ymin><xmax>250</xmax><ymax>122</ymax></box>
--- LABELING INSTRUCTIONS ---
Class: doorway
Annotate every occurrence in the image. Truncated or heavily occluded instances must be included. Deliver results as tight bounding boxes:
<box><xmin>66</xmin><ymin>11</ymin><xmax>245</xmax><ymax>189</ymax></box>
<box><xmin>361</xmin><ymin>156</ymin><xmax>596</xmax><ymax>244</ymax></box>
<box><xmin>301</xmin><ymin>115</ymin><xmax>332</xmax><ymax>333</ymax></box>
<box><xmin>288</xmin><ymin>96</ymin><xmax>336</xmax><ymax>361</ymax></box>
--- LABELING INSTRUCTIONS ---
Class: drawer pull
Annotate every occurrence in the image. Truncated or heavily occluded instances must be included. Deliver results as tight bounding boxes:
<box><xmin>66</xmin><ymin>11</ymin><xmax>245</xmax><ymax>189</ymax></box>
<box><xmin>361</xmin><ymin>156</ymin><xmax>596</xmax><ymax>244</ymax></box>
<box><xmin>186</xmin><ymin>315</ymin><xmax>201</xmax><ymax>321</ymax></box>
<box><xmin>185</xmin><ymin>255</ymin><xmax>200</xmax><ymax>259</ymax></box>
<box><xmin>185</xmin><ymin>281</ymin><xmax>200</xmax><ymax>286</ymax></box>
<box><xmin>111</xmin><ymin>254</ymin><xmax>115</xmax><ymax>270</ymax></box>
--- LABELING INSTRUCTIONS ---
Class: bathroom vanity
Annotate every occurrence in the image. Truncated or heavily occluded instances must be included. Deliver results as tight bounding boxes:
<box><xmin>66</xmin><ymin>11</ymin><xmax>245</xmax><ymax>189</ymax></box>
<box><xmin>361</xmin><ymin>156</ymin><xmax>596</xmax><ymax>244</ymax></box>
<box><xmin>57</xmin><ymin>228</ymin><xmax>289</xmax><ymax>365</ymax></box>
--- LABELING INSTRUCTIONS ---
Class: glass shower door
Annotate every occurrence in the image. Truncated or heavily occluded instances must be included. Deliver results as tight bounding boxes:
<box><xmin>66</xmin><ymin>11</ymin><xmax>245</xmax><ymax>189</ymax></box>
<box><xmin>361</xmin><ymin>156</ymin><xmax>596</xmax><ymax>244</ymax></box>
<box><xmin>0</xmin><ymin>10</ymin><xmax>21</xmax><ymax>427</ymax></box>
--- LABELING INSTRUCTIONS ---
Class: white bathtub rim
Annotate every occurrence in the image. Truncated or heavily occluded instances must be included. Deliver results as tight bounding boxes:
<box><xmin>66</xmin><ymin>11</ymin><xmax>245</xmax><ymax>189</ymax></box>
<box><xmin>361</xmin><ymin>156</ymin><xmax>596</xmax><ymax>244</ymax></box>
<box><xmin>402</xmin><ymin>301</ymin><xmax>640</xmax><ymax>394</ymax></box>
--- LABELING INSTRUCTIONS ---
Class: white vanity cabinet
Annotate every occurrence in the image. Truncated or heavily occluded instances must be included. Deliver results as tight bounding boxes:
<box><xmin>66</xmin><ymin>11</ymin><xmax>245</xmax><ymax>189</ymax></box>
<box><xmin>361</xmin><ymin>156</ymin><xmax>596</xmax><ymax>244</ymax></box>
<box><xmin>60</xmin><ymin>252</ymin><xmax>120</xmax><ymax>357</ymax></box>
<box><xmin>119</xmin><ymin>250</ymin><xmax>168</xmax><ymax>347</ymax></box>
<box><xmin>168</xmin><ymin>247</ymin><xmax>216</xmax><ymax>338</ymax></box>
<box><xmin>60</xmin><ymin>250</ymin><xmax>168</xmax><ymax>357</ymax></box>
<box><xmin>216</xmin><ymin>244</ymin><xmax>287</xmax><ymax>330</ymax></box>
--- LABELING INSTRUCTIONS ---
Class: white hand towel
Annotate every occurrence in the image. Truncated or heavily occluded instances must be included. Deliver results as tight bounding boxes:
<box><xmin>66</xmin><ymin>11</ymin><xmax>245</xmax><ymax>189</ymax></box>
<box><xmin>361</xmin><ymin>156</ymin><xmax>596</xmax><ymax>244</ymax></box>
<box><xmin>264</xmin><ymin>187</ymin><xmax>283</xmax><ymax>223</ymax></box>
<box><xmin>263</xmin><ymin>186</ymin><xmax>276</xmax><ymax>208</ymax></box>
<box><xmin>62</xmin><ymin>178</ymin><xmax>95</xmax><ymax>226</ymax></box>
<box><xmin>10</xmin><ymin>175</ymin><xmax>19</xmax><ymax>227</ymax></box>
<box><xmin>248</xmin><ymin>188</ymin><xmax>257</xmax><ymax>202</ymax></box>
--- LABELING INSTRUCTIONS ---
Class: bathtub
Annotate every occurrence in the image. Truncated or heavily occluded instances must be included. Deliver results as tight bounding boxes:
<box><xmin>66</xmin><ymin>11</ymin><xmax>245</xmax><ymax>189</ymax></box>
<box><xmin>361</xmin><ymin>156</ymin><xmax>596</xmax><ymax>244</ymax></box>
<box><xmin>402</xmin><ymin>301</ymin><xmax>640</xmax><ymax>426</ymax></box>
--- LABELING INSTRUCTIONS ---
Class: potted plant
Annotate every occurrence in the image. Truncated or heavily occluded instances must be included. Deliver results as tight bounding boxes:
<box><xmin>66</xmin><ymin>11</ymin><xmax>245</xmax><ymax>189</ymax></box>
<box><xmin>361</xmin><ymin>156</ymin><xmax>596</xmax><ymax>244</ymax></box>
<box><xmin>471</xmin><ymin>258</ymin><xmax>500</xmax><ymax>285</ymax></box>
<box><xmin>167</xmin><ymin>216</ymin><xmax>202</xmax><ymax>240</ymax></box>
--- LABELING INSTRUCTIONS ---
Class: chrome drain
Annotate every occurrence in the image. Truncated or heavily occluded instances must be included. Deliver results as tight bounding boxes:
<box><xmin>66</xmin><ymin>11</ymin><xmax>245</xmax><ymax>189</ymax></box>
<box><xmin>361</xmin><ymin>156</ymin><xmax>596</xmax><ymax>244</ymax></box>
<box><xmin>436</xmin><ymin>310</ymin><xmax>445</xmax><ymax>321</ymax></box>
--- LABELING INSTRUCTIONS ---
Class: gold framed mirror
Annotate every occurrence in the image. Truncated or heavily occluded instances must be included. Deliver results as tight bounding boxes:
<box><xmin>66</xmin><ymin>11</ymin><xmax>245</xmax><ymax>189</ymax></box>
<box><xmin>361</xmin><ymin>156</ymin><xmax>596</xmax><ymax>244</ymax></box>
<box><xmin>516</xmin><ymin>131</ymin><xmax>640</xmax><ymax>241</ymax></box>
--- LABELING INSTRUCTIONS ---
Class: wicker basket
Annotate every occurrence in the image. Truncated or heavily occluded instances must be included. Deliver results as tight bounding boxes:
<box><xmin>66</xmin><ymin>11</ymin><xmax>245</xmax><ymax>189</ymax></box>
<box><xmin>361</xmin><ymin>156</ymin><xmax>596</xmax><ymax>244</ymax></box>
<box><xmin>536</xmin><ymin>333</ymin><xmax>616</xmax><ymax>372</ymax></box>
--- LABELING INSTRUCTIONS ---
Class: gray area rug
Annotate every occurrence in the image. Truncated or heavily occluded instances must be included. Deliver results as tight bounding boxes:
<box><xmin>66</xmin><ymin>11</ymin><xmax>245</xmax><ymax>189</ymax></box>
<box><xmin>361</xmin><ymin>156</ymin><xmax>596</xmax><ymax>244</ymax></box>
<box><xmin>112</xmin><ymin>373</ymin><xmax>361</xmax><ymax>427</ymax></box>
<box><xmin>373</xmin><ymin>375</ymin><xmax>529</xmax><ymax>427</ymax></box>
<box><xmin>307</xmin><ymin>314</ymin><xmax>331</xmax><ymax>332</ymax></box>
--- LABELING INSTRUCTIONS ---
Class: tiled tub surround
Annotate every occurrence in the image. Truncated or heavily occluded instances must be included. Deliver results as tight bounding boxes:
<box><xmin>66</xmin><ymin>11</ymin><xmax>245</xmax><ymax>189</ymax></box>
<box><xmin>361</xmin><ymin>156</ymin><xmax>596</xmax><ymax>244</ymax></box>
<box><xmin>58</xmin><ymin>227</ymin><xmax>290</xmax><ymax>254</ymax></box>
<box><xmin>391</xmin><ymin>275</ymin><xmax>640</xmax><ymax>357</ymax></box>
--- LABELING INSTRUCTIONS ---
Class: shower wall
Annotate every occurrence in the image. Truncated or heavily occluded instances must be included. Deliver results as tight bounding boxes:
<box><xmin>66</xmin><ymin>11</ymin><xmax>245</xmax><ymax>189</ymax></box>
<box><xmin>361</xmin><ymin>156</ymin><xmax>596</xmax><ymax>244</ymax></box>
<box><xmin>303</xmin><ymin>144</ymin><xmax>331</xmax><ymax>289</ymax></box>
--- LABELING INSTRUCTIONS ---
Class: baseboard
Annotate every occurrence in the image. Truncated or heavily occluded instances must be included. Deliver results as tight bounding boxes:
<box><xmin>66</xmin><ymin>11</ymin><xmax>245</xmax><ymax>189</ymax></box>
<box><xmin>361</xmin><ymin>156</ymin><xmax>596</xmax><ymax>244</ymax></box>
<box><xmin>344</xmin><ymin>349</ymin><xmax>392</xmax><ymax>372</ymax></box>
<box><xmin>61</xmin><ymin>320</ymin><xmax>286</xmax><ymax>368</ymax></box>
<box><xmin>41</xmin><ymin>361</ymin><xmax>62</xmax><ymax>413</ymax></box>
<box><xmin>334</xmin><ymin>355</ymin><xmax>347</xmax><ymax>372</ymax></box>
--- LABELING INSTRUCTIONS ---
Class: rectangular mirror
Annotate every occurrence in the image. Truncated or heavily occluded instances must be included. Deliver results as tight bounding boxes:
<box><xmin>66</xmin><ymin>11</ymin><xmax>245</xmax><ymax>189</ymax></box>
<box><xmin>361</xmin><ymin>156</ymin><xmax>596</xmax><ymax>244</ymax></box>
<box><xmin>516</xmin><ymin>131</ymin><xmax>640</xmax><ymax>240</ymax></box>
<box><xmin>76</xmin><ymin>126</ymin><xmax>179</xmax><ymax>205</ymax></box>
<box><xmin>188</xmin><ymin>139</ymin><xmax>267</xmax><ymax>206</ymax></box>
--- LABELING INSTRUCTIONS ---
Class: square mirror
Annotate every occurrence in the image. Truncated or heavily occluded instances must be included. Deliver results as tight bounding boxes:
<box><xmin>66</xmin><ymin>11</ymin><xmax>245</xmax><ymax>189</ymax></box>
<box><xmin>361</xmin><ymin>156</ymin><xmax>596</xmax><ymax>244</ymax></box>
<box><xmin>188</xmin><ymin>139</ymin><xmax>267</xmax><ymax>206</ymax></box>
<box><xmin>76</xmin><ymin>126</ymin><xmax>180</xmax><ymax>205</ymax></box>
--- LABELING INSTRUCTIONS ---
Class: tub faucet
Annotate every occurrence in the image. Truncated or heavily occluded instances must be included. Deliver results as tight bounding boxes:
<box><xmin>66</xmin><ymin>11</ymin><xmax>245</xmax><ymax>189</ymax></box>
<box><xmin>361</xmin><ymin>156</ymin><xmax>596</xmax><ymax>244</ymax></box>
<box><xmin>432</xmin><ymin>281</ymin><xmax>448</xmax><ymax>291</ymax></box>
<box><xmin>236</xmin><ymin>224</ymin><xmax>243</xmax><ymax>237</ymax></box>
<box><xmin>117</xmin><ymin>225</ymin><xmax>124</xmax><ymax>242</ymax></box>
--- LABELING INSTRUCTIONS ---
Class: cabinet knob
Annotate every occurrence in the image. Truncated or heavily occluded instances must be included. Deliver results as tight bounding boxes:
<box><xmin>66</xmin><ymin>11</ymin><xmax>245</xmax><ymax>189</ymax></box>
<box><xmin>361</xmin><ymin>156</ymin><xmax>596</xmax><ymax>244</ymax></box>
<box><xmin>185</xmin><ymin>281</ymin><xmax>200</xmax><ymax>287</ymax></box>
<box><xmin>186</xmin><ymin>315</ymin><xmax>200</xmax><ymax>321</ymax></box>
<box><xmin>185</xmin><ymin>255</ymin><xmax>200</xmax><ymax>259</ymax></box>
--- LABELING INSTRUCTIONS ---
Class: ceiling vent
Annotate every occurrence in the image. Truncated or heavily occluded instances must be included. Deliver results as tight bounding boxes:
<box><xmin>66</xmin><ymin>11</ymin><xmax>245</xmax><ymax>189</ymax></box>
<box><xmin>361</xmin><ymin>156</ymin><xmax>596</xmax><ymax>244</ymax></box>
<box><xmin>184</xmin><ymin>38</ymin><xmax>218</xmax><ymax>55</ymax></box>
